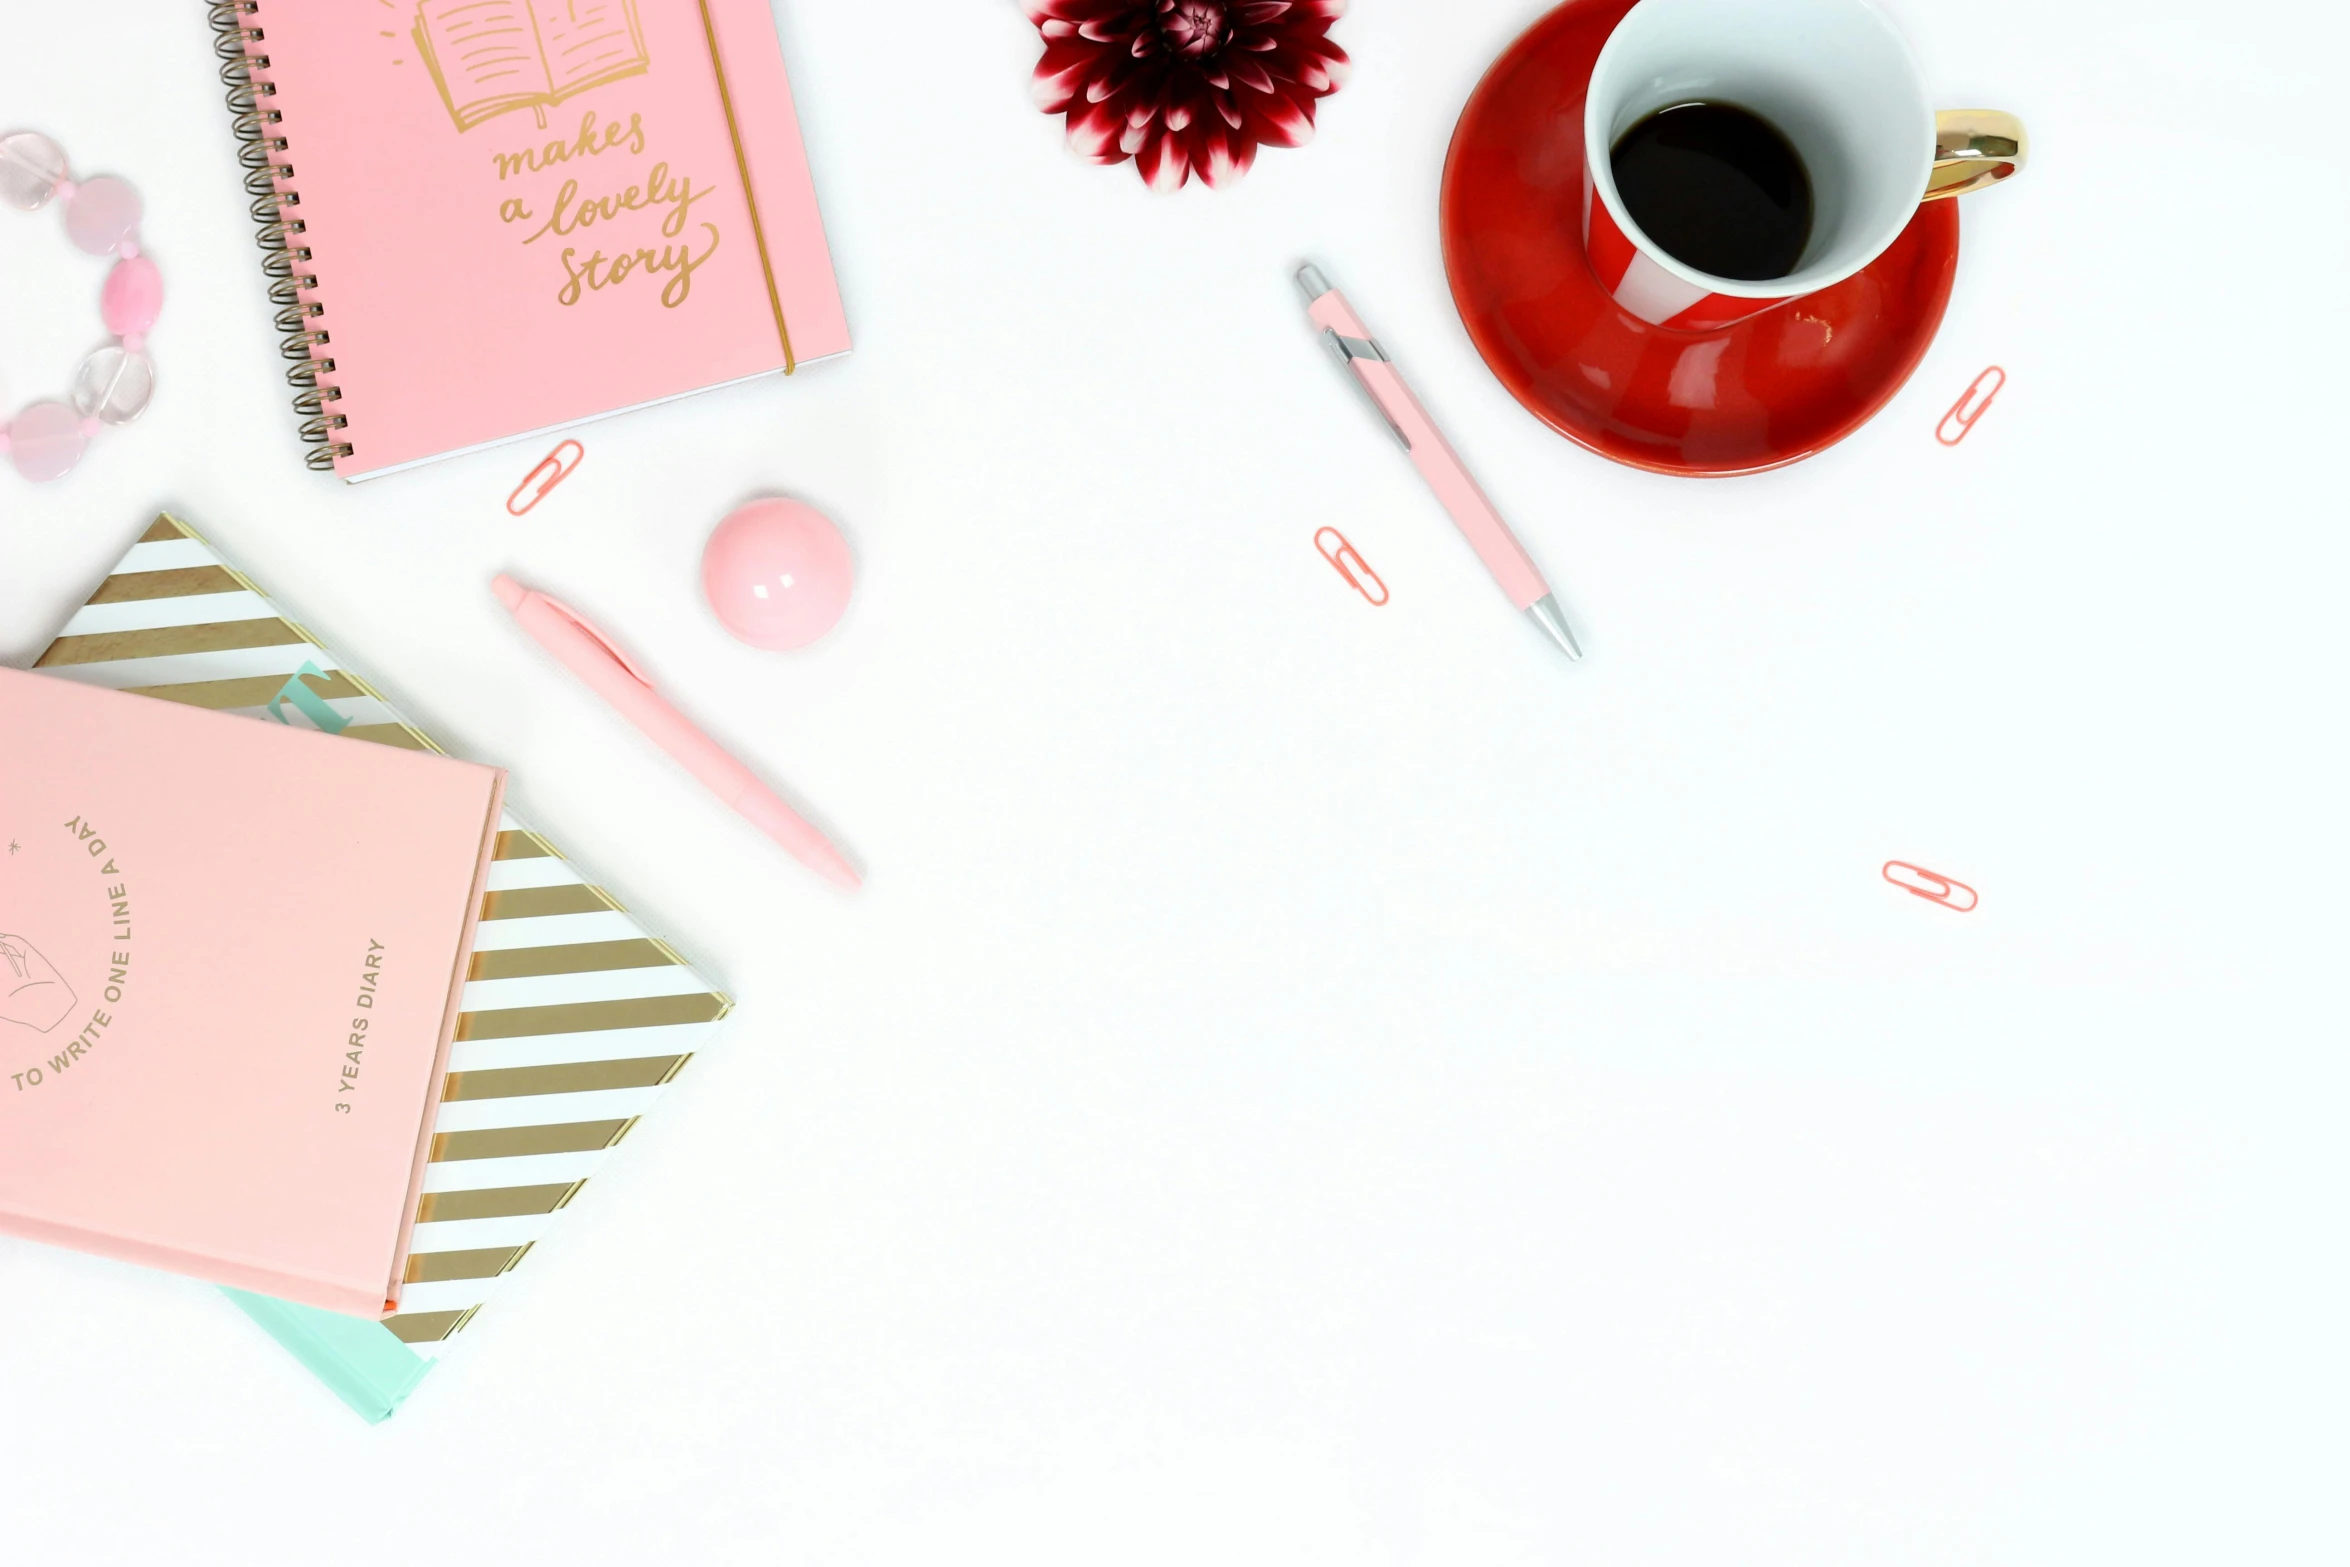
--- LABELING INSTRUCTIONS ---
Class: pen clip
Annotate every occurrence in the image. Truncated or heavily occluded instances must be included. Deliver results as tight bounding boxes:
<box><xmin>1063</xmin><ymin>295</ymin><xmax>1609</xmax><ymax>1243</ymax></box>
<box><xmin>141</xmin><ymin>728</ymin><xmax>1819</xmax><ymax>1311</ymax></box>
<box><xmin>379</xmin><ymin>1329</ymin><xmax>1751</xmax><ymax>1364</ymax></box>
<box><xmin>536</xmin><ymin>593</ymin><xmax>657</xmax><ymax>688</ymax></box>
<box><xmin>1321</xmin><ymin>328</ymin><xmax>1411</xmax><ymax>453</ymax></box>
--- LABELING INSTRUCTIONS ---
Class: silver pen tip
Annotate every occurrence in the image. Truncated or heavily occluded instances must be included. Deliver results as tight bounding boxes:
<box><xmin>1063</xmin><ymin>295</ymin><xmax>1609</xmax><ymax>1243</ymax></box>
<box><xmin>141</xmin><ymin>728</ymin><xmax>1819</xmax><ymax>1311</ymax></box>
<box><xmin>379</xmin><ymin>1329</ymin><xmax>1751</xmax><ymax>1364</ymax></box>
<box><xmin>1296</xmin><ymin>263</ymin><xmax>1332</xmax><ymax>304</ymax></box>
<box><xmin>1527</xmin><ymin>596</ymin><xmax>1584</xmax><ymax>662</ymax></box>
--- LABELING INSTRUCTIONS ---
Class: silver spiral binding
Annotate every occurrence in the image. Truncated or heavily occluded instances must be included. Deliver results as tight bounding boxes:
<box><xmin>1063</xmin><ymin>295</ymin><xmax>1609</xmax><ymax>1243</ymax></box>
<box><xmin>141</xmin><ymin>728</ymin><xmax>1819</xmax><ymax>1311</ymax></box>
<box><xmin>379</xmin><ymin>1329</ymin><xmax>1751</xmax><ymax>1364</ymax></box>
<box><xmin>208</xmin><ymin>0</ymin><xmax>350</xmax><ymax>472</ymax></box>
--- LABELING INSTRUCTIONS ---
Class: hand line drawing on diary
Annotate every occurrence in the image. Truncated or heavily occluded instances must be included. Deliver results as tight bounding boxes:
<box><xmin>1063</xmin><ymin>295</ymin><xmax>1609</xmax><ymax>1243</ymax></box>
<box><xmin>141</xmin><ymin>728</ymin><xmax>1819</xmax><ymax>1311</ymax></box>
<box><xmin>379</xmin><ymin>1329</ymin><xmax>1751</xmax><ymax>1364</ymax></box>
<box><xmin>414</xmin><ymin>0</ymin><xmax>650</xmax><ymax>133</ymax></box>
<box><xmin>1</xmin><ymin>935</ymin><xmax>76</xmax><ymax>1034</ymax></box>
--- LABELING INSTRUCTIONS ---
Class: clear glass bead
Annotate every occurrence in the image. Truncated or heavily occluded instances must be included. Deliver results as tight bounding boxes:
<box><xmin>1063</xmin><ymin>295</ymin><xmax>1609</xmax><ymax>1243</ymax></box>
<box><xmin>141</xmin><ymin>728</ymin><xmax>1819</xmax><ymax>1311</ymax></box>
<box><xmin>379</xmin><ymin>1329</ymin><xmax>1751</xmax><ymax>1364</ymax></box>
<box><xmin>72</xmin><ymin>345</ymin><xmax>156</xmax><ymax>425</ymax></box>
<box><xmin>0</xmin><ymin>131</ymin><xmax>68</xmax><ymax>210</ymax></box>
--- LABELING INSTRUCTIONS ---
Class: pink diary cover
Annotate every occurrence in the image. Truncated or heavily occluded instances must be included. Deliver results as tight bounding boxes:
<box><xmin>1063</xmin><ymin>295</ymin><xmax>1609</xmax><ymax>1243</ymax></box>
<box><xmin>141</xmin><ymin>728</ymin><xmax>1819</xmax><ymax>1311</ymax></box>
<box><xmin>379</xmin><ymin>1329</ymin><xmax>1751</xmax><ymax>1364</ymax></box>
<box><xmin>243</xmin><ymin>0</ymin><xmax>848</xmax><ymax>478</ymax></box>
<box><xmin>0</xmin><ymin>669</ymin><xmax>506</xmax><ymax>1316</ymax></box>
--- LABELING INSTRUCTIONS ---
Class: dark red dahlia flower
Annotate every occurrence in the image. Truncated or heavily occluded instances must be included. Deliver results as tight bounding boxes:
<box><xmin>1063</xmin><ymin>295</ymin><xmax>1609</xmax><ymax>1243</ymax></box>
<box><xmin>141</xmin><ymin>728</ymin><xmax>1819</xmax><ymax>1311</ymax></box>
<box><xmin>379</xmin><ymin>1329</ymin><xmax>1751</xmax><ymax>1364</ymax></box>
<box><xmin>1025</xmin><ymin>1</ymin><xmax>1351</xmax><ymax>190</ymax></box>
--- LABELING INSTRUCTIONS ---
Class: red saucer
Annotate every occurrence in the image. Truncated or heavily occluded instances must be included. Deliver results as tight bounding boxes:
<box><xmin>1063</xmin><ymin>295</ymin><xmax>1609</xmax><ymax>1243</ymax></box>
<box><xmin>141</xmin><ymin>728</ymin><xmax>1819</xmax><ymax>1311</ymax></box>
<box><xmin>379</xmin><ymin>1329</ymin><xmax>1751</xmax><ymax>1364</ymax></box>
<box><xmin>1440</xmin><ymin>0</ymin><xmax>1959</xmax><ymax>477</ymax></box>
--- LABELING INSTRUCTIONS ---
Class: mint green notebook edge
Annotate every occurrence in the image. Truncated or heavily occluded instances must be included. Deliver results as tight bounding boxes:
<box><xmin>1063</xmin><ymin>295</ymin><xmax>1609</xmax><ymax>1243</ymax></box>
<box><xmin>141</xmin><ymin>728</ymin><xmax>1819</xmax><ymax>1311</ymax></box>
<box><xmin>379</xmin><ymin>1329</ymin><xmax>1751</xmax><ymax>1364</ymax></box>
<box><xmin>225</xmin><ymin>1290</ymin><xmax>433</xmax><ymax>1424</ymax></box>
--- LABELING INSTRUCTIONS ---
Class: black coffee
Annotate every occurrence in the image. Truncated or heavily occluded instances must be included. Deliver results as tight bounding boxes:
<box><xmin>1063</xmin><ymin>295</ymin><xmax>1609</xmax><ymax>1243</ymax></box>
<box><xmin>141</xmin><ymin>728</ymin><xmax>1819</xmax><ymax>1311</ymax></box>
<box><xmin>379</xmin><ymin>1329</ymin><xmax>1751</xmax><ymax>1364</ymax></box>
<box><xmin>1610</xmin><ymin>101</ymin><xmax>1813</xmax><ymax>282</ymax></box>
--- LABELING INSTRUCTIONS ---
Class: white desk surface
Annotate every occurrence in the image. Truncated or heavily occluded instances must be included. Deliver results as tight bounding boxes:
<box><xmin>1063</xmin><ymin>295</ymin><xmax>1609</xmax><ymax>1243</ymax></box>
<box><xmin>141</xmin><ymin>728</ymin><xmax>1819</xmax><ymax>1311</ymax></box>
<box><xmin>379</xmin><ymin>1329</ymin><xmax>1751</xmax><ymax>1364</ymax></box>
<box><xmin>4</xmin><ymin>1</ymin><xmax>2345</xmax><ymax>1561</ymax></box>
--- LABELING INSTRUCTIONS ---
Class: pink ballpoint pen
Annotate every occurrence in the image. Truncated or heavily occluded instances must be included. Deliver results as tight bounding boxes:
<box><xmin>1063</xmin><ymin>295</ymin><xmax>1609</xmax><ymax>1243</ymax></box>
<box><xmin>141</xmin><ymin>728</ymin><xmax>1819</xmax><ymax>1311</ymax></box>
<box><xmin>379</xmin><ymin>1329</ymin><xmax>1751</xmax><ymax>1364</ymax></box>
<box><xmin>1297</xmin><ymin>264</ymin><xmax>1583</xmax><ymax>661</ymax></box>
<box><xmin>492</xmin><ymin>574</ymin><xmax>861</xmax><ymax>890</ymax></box>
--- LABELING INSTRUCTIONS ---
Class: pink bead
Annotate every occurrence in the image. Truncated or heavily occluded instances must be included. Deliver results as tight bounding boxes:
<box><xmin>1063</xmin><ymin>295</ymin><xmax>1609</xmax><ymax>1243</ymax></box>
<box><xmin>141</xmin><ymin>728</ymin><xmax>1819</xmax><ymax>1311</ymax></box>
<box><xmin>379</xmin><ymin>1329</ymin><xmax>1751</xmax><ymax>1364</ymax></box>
<box><xmin>63</xmin><ymin>174</ymin><xmax>141</xmax><ymax>255</ymax></box>
<box><xmin>8</xmin><ymin>400</ymin><xmax>90</xmax><ymax>482</ymax></box>
<box><xmin>102</xmin><ymin>253</ymin><xmax>164</xmax><ymax>336</ymax></box>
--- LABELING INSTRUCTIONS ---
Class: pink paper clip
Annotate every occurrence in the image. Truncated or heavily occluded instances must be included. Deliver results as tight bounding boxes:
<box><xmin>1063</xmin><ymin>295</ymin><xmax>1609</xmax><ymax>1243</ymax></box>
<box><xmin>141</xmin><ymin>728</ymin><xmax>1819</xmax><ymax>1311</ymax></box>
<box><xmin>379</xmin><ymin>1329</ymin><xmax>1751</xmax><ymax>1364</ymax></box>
<box><xmin>1883</xmin><ymin>861</ymin><xmax>1979</xmax><ymax>913</ymax></box>
<box><xmin>1936</xmin><ymin>366</ymin><xmax>2005</xmax><ymax>447</ymax></box>
<box><xmin>507</xmin><ymin>439</ymin><xmax>586</xmax><ymax>515</ymax></box>
<box><xmin>1315</xmin><ymin>526</ymin><xmax>1389</xmax><ymax>607</ymax></box>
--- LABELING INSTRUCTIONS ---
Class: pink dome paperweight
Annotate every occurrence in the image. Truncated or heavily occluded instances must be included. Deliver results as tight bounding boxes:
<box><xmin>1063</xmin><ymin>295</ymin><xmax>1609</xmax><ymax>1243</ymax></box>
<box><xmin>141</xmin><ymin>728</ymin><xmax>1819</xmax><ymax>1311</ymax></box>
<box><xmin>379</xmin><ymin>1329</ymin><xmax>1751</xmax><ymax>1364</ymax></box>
<box><xmin>702</xmin><ymin>497</ymin><xmax>855</xmax><ymax>651</ymax></box>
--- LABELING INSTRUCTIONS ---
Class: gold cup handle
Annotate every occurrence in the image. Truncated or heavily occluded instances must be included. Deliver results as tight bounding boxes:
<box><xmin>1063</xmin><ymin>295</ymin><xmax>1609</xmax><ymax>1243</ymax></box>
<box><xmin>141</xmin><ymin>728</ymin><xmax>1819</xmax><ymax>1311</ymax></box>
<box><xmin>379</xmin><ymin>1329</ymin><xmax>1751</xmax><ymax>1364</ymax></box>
<box><xmin>1924</xmin><ymin>110</ymin><xmax>2028</xmax><ymax>201</ymax></box>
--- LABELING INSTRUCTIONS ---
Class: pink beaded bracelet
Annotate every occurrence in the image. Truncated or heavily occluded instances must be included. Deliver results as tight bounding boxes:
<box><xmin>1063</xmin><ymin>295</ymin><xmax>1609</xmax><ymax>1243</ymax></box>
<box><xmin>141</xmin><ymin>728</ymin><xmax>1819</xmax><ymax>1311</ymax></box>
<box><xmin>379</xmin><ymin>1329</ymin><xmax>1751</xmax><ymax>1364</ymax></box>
<box><xmin>0</xmin><ymin>131</ymin><xmax>161</xmax><ymax>483</ymax></box>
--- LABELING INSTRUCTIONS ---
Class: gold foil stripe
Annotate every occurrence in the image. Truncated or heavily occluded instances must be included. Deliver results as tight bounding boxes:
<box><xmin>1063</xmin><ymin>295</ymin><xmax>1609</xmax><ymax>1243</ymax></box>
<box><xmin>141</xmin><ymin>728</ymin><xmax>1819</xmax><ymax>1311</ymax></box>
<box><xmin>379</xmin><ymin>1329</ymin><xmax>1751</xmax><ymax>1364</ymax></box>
<box><xmin>35</xmin><ymin>617</ymin><xmax>309</xmax><ymax>668</ymax></box>
<box><xmin>384</xmin><ymin>1307</ymin><xmax>479</xmax><ymax>1344</ymax></box>
<box><xmin>456</xmin><ymin>993</ymin><xmax>728</xmax><ymax>1042</ymax></box>
<box><xmin>343</xmin><ymin>722</ymin><xmax>431</xmax><ymax>751</ymax></box>
<box><xmin>469</xmin><ymin>938</ymin><xmax>680</xmax><ymax>981</ymax></box>
<box><xmin>494</xmin><ymin>829</ymin><xmax>560</xmax><ymax>861</ymax></box>
<box><xmin>139</xmin><ymin>515</ymin><xmax>187</xmax><ymax>544</ymax></box>
<box><xmin>445</xmin><ymin>1054</ymin><xmax>690</xmax><ymax>1102</ymax></box>
<box><xmin>405</xmin><ymin>1243</ymin><xmax>534</xmax><ymax>1284</ymax></box>
<box><xmin>430</xmin><ymin>1117</ymin><xmax>639</xmax><ymax>1162</ymax></box>
<box><xmin>416</xmin><ymin>1181</ymin><xmax>583</xmax><ymax>1222</ymax></box>
<box><xmin>88</xmin><ymin>565</ymin><xmax>248</xmax><ymax>604</ymax></box>
<box><xmin>479</xmin><ymin>884</ymin><xmax>616</xmax><ymax>920</ymax></box>
<box><xmin>118</xmin><ymin>670</ymin><xmax>364</xmax><ymax>709</ymax></box>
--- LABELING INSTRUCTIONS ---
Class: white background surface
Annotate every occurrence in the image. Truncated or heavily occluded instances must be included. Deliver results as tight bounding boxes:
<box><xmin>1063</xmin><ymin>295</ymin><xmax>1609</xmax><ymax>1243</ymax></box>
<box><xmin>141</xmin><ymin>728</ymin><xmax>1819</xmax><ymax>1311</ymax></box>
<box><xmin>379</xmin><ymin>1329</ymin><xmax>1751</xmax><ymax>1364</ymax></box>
<box><xmin>4</xmin><ymin>1</ymin><xmax>2347</xmax><ymax>1561</ymax></box>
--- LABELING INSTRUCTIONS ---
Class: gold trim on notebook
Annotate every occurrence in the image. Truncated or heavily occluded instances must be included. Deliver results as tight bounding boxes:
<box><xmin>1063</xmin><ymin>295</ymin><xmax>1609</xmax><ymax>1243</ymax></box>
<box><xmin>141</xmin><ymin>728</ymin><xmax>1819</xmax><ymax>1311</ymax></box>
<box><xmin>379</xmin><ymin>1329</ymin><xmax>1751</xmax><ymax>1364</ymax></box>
<box><xmin>35</xmin><ymin>618</ymin><xmax>309</xmax><ymax>667</ymax></box>
<box><xmin>493</xmin><ymin>829</ymin><xmax>562</xmax><ymax>861</ymax></box>
<box><xmin>470</xmin><ymin>939</ymin><xmax>681</xmax><ymax>981</ymax></box>
<box><xmin>696</xmin><ymin>0</ymin><xmax>795</xmax><ymax>374</ymax></box>
<box><xmin>416</xmin><ymin>1182</ymin><xmax>585</xmax><ymax>1222</ymax></box>
<box><xmin>123</xmin><ymin>671</ymin><xmax>368</xmax><ymax>710</ymax></box>
<box><xmin>454</xmin><ymin>993</ymin><xmax>730</xmax><ymax>1042</ymax></box>
<box><xmin>88</xmin><ymin>565</ymin><xmax>249</xmax><ymax>603</ymax></box>
<box><xmin>405</xmin><ymin>1244</ymin><xmax>534</xmax><ymax>1284</ymax></box>
<box><xmin>429</xmin><ymin>1118</ymin><xmax>640</xmax><ymax>1162</ymax></box>
<box><xmin>444</xmin><ymin>1055</ymin><xmax>691</xmax><ymax>1102</ymax></box>
<box><xmin>479</xmin><ymin>884</ymin><xmax>622</xmax><ymax>921</ymax></box>
<box><xmin>384</xmin><ymin>1306</ymin><xmax>482</xmax><ymax>1345</ymax></box>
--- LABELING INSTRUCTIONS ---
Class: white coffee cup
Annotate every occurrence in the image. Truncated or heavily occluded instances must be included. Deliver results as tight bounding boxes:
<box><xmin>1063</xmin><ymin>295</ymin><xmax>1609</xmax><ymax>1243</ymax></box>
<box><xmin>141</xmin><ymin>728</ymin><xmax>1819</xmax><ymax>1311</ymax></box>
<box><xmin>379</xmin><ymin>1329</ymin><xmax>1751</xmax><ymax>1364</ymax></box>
<box><xmin>1582</xmin><ymin>0</ymin><xmax>2024</xmax><ymax>331</ymax></box>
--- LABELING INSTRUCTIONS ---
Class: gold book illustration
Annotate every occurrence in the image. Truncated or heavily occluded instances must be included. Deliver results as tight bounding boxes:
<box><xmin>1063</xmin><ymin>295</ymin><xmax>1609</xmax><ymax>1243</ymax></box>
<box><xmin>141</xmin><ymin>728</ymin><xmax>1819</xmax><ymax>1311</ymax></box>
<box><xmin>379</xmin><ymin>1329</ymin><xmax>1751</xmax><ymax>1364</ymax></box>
<box><xmin>414</xmin><ymin>0</ymin><xmax>649</xmax><ymax>133</ymax></box>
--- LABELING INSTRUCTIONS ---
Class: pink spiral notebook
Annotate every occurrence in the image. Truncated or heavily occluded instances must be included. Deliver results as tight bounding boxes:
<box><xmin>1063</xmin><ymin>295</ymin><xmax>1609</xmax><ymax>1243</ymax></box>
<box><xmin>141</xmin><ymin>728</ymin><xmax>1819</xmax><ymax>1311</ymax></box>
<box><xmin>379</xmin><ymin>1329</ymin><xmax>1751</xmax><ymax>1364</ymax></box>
<box><xmin>214</xmin><ymin>0</ymin><xmax>849</xmax><ymax>479</ymax></box>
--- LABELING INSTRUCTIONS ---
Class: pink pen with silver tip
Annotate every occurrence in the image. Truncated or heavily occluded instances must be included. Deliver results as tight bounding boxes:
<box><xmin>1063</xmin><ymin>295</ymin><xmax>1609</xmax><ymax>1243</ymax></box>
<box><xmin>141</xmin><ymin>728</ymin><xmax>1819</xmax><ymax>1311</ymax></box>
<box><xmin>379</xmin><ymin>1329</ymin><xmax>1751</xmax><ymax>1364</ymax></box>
<box><xmin>1297</xmin><ymin>263</ymin><xmax>1583</xmax><ymax>662</ymax></box>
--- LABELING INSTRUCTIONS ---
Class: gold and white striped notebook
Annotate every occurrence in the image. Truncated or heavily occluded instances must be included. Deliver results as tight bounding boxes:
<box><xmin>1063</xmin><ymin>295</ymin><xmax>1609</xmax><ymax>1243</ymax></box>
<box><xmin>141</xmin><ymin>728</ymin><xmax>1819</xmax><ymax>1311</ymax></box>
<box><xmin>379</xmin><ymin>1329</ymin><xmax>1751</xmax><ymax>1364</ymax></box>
<box><xmin>30</xmin><ymin>513</ymin><xmax>732</xmax><ymax>1418</ymax></box>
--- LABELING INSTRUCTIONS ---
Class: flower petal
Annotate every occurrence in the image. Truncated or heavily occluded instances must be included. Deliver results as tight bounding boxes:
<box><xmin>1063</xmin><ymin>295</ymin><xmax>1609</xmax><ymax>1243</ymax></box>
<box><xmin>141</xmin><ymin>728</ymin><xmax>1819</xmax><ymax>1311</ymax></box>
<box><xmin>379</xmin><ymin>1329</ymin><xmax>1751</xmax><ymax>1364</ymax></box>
<box><xmin>1066</xmin><ymin>97</ymin><xmax>1130</xmax><ymax>162</ymax></box>
<box><xmin>1247</xmin><ymin>90</ymin><xmax>1316</xmax><ymax>147</ymax></box>
<box><xmin>1136</xmin><ymin>126</ymin><xmax>1193</xmax><ymax>191</ymax></box>
<box><xmin>1196</xmin><ymin>124</ymin><xmax>1258</xmax><ymax>187</ymax></box>
<box><xmin>1032</xmin><ymin>40</ymin><xmax>1104</xmax><ymax>110</ymax></box>
<box><xmin>1229</xmin><ymin>56</ymin><xmax>1277</xmax><ymax>94</ymax></box>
